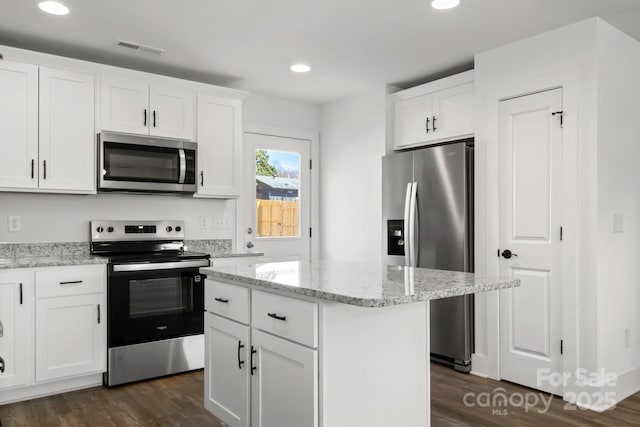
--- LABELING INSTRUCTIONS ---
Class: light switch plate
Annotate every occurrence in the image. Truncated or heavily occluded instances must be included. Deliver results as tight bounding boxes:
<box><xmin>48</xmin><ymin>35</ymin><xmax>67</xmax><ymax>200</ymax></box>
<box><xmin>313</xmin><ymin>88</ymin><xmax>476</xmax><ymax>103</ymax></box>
<box><xmin>612</xmin><ymin>212</ymin><xmax>624</xmax><ymax>233</ymax></box>
<box><xmin>8</xmin><ymin>216</ymin><xmax>21</xmax><ymax>232</ymax></box>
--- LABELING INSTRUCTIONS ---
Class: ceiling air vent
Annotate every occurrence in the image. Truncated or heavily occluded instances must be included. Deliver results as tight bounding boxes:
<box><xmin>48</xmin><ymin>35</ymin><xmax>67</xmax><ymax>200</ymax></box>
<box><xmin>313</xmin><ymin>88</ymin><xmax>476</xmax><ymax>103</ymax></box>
<box><xmin>115</xmin><ymin>40</ymin><xmax>167</xmax><ymax>56</ymax></box>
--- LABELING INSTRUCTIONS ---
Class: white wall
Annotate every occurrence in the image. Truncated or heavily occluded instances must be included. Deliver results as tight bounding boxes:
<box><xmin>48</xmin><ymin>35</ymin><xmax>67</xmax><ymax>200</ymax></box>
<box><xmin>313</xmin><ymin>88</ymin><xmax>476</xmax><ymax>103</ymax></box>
<box><xmin>244</xmin><ymin>93</ymin><xmax>320</xmax><ymax>131</ymax></box>
<box><xmin>0</xmin><ymin>192</ymin><xmax>233</xmax><ymax>242</ymax></box>
<box><xmin>595</xmin><ymin>21</ymin><xmax>640</xmax><ymax>380</ymax></box>
<box><xmin>319</xmin><ymin>85</ymin><xmax>388</xmax><ymax>262</ymax></box>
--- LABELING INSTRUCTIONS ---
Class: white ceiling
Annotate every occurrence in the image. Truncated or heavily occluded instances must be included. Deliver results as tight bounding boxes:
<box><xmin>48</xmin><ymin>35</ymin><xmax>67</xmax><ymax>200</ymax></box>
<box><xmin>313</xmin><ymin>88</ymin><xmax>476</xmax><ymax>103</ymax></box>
<box><xmin>2</xmin><ymin>0</ymin><xmax>640</xmax><ymax>104</ymax></box>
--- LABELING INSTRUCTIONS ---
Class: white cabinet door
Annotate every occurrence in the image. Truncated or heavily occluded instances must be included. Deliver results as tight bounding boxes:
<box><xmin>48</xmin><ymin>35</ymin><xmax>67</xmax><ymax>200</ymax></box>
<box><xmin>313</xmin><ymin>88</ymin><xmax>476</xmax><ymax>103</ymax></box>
<box><xmin>39</xmin><ymin>67</ymin><xmax>95</xmax><ymax>192</ymax></box>
<box><xmin>393</xmin><ymin>94</ymin><xmax>432</xmax><ymax>150</ymax></box>
<box><xmin>430</xmin><ymin>82</ymin><xmax>473</xmax><ymax>143</ymax></box>
<box><xmin>205</xmin><ymin>313</ymin><xmax>250</xmax><ymax>427</ymax></box>
<box><xmin>35</xmin><ymin>293</ymin><xmax>105</xmax><ymax>382</ymax></box>
<box><xmin>0</xmin><ymin>60</ymin><xmax>38</xmax><ymax>189</ymax></box>
<box><xmin>101</xmin><ymin>77</ymin><xmax>149</xmax><ymax>135</ymax></box>
<box><xmin>196</xmin><ymin>94</ymin><xmax>242</xmax><ymax>198</ymax></box>
<box><xmin>149</xmin><ymin>85</ymin><xmax>195</xmax><ymax>140</ymax></box>
<box><xmin>0</xmin><ymin>271</ymin><xmax>33</xmax><ymax>390</ymax></box>
<box><xmin>251</xmin><ymin>329</ymin><xmax>318</xmax><ymax>427</ymax></box>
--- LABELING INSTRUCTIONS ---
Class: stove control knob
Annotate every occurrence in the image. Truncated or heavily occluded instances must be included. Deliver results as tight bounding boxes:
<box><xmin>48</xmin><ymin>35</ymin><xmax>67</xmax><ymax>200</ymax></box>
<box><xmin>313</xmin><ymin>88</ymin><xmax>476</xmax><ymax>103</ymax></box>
<box><xmin>107</xmin><ymin>226</ymin><xmax>114</xmax><ymax>233</ymax></box>
<box><xmin>175</xmin><ymin>226</ymin><xmax>182</xmax><ymax>232</ymax></box>
<box><xmin>166</xmin><ymin>226</ymin><xmax>173</xmax><ymax>232</ymax></box>
<box><xmin>96</xmin><ymin>226</ymin><xmax>104</xmax><ymax>233</ymax></box>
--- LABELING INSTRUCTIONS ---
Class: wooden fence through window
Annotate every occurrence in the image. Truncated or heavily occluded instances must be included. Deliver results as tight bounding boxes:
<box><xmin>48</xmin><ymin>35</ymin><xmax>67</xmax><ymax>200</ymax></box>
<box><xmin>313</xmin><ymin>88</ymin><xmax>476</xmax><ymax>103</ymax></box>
<box><xmin>256</xmin><ymin>200</ymin><xmax>299</xmax><ymax>237</ymax></box>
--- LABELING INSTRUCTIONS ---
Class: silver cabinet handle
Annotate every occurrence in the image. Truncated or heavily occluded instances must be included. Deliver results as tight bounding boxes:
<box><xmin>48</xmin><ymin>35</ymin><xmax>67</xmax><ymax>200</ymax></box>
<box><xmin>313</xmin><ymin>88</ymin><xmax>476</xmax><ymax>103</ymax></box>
<box><xmin>0</xmin><ymin>318</ymin><xmax>3</xmax><ymax>337</ymax></box>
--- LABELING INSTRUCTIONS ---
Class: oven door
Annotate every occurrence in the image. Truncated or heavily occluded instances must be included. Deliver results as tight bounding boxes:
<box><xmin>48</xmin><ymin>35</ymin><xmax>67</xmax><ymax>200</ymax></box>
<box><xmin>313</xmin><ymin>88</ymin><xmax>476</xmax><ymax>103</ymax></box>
<box><xmin>98</xmin><ymin>132</ymin><xmax>197</xmax><ymax>193</ymax></box>
<box><xmin>108</xmin><ymin>261</ymin><xmax>206</xmax><ymax>347</ymax></box>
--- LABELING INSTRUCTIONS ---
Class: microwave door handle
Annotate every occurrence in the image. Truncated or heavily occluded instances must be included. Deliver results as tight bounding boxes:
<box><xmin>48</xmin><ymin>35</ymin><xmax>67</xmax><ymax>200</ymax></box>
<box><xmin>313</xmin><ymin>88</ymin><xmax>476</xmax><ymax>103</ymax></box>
<box><xmin>178</xmin><ymin>149</ymin><xmax>186</xmax><ymax>184</ymax></box>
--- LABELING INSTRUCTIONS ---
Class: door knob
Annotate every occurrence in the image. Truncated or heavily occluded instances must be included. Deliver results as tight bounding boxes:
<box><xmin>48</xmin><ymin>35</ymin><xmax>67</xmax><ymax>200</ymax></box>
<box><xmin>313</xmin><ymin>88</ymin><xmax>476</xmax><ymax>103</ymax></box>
<box><xmin>501</xmin><ymin>249</ymin><xmax>518</xmax><ymax>259</ymax></box>
<box><xmin>247</xmin><ymin>227</ymin><xmax>253</xmax><ymax>235</ymax></box>
<box><xmin>246</xmin><ymin>241</ymin><xmax>254</xmax><ymax>249</ymax></box>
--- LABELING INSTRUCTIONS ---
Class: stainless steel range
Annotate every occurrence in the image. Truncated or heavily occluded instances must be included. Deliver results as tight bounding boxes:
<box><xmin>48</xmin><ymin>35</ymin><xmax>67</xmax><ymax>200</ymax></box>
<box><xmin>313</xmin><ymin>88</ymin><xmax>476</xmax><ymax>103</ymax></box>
<box><xmin>90</xmin><ymin>220</ymin><xmax>210</xmax><ymax>386</ymax></box>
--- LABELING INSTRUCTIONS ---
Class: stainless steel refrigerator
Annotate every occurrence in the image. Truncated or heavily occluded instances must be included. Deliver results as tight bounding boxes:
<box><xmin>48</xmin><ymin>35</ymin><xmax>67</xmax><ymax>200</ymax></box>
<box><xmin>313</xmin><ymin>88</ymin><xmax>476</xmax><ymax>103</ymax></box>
<box><xmin>382</xmin><ymin>139</ymin><xmax>474</xmax><ymax>372</ymax></box>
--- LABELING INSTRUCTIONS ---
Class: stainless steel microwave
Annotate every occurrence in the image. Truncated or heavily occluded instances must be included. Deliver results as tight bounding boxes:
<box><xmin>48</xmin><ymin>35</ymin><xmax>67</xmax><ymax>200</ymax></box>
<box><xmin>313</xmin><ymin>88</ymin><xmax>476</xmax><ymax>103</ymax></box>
<box><xmin>98</xmin><ymin>132</ymin><xmax>197</xmax><ymax>193</ymax></box>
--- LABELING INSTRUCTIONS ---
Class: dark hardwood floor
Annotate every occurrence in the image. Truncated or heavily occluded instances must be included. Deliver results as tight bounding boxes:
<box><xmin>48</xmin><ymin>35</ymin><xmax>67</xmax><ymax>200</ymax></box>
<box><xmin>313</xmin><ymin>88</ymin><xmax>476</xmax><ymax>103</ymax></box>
<box><xmin>1</xmin><ymin>365</ymin><xmax>639</xmax><ymax>426</ymax></box>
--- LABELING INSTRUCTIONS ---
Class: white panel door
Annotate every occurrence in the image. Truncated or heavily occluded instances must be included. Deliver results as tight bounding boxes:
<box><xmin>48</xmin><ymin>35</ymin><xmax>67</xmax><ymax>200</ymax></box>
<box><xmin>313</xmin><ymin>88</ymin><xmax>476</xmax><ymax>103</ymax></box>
<box><xmin>39</xmin><ymin>67</ymin><xmax>95</xmax><ymax>192</ymax></box>
<box><xmin>431</xmin><ymin>82</ymin><xmax>473</xmax><ymax>142</ymax></box>
<box><xmin>499</xmin><ymin>88</ymin><xmax>563</xmax><ymax>395</ymax></box>
<box><xmin>205</xmin><ymin>313</ymin><xmax>250</xmax><ymax>427</ymax></box>
<box><xmin>35</xmin><ymin>293</ymin><xmax>105</xmax><ymax>382</ymax></box>
<box><xmin>393</xmin><ymin>94</ymin><xmax>432</xmax><ymax>149</ymax></box>
<box><xmin>101</xmin><ymin>77</ymin><xmax>149</xmax><ymax>135</ymax></box>
<box><xmin>251</xmin><ymin>329</ymin><xmax>318</xmax><ymax>427</ymax></box>
<box><xmin>0</xmin><ymin>271</ymin><xmax>33</xmax><ymax>390</ymax></box>
<box><xmin>196</xmin><ymin>94</ymin><xmax>242</xmax><ymax>197</ymax></box>
<box><xmin>0</xmin><ymin>60</ymin><xmax>38</xmax><ymax>189</ymax></box>
<box><xmin>244</xmin><ymin>132</ymin><xmax>311</xmax><ymax>259</ymax></box>
<box><xmin>149</xmin><ymin>85</ymin><xmax>195</xmax><ymax>140</ymax></box>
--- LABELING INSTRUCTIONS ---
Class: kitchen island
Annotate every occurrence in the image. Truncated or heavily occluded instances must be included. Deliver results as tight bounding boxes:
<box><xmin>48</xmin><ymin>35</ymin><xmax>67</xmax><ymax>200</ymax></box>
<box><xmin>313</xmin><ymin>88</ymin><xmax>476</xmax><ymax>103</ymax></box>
<box><xmin>200</xmin><ymin>260</ymin><xmax>519</xmax><ymax>427</ymax></box>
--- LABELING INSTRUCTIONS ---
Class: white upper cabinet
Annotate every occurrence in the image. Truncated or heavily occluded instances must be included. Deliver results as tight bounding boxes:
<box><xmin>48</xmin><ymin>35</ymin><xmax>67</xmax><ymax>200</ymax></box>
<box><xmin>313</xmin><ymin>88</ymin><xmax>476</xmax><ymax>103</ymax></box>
<box><xmin>0</xmin><ymin>60</ymin><xmax>38</xmax><ymax>189</ymax></box>
<box><xmin>39</xmin><ymin>67</ymin><xmax>95</xmax><ymax>192</ymax></box>
<box><xmin>196</xmin><ymin>94</ymin><xmax>242</xmax><ymax>198</ymax></box>
<box><xmin>393</xmin><ymin>71</ymin><xmax>474</xmax><ymax>150</ymax></box>
<box><xmin>431</xmin><ymin>82</ymin><xmax>473</xmax><ymax>142</ymax></box>
<box><xmin>101</xmin><ymin>77</ymin><xmax>149</xmax><ymax>135</ymax></box>
<box><xmin>101</xmin><ymin>77</ymin><xmax>195</xmax><ymax>140</ymax></box>
<box><xmin>149</xmin><ymin>85</ymin><xmax>195</xmax><ymax>140</ymax></box>
<box><xmin>394</xmin><ymin>94</ymin><xmax>433</xmax><ymax>149</ymax></box>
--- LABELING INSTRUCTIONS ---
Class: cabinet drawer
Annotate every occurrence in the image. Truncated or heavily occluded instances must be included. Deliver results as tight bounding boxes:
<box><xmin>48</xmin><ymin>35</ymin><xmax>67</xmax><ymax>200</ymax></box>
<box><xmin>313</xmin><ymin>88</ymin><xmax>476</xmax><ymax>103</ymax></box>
<box><xmin>35</xmin><ymin>266</ymin><xmax>105</xmax><ymax>298</ymax></box>
<box><xmin>252</xmin><ymin>291</ymin><xmax>318</xmax><ymax>348</ymax></box>
<box><xmin>205</xmin><ymin>280</ymin><xmax>250</xmax><ymax>324</ymax></box>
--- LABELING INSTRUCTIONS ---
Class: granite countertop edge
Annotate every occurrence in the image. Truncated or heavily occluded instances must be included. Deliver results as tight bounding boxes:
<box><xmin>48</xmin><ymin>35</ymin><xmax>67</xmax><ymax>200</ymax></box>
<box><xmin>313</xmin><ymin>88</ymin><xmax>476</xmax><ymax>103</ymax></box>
<box><xmin>200</xmin><ymin>268</ymin><xmax>520</xmax><ymax>307</ymax></box>
<box><xmin>210</xmin><ymin>252</ymin><xmax>264</xmax><ymax>258</ymax></box>
<box><xmin>0</xmin><ymin>256</ymin><xmax>109</xmax><ymax>270</ymax></box>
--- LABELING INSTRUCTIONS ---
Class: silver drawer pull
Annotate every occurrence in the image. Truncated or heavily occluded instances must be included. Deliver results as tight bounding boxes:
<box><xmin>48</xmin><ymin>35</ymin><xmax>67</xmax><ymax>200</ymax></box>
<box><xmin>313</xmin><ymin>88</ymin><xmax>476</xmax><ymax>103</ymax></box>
<box><xmin>0</xmin><ymin>318</ymin><xmax>3</xmax><ymax>337</ymax></box>
<box><xmin>267</xmin><ymin>312</ymin><xmax>287</xmax><ymax>321</ymax></box>
<box><xmin>59</xmin><ymin>280</ymin><xmax>83</xmax><ymax>285</ymax></box>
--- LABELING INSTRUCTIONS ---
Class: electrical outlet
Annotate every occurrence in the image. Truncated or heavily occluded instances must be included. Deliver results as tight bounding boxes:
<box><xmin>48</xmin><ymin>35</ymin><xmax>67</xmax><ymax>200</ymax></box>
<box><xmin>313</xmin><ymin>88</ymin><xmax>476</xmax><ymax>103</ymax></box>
<box><xmin>625</xmin><ymin>328</ymin><xmax>631</xmax><ymax>348</ymax></box>
<box><xmin>199</xmin><ymin>215</ymin><xmax>212</xmax><ymax>230</ymax></box>
<box><xmin>8</xmin><ymin>216</ymin><xmax>21</xmax><ymax>232</ymax></box>
<box><xmin>612</xmin><ymin>212</ymin><xmax>624</xmax><ymax>233</ymax></box>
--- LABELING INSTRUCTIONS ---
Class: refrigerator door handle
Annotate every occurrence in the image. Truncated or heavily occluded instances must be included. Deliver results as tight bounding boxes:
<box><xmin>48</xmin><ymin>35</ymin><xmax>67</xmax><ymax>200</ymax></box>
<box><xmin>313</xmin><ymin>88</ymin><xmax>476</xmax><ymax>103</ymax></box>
<box><xmin>411</xmin><ymin>181</ymin><xmax>419</xmax><ymax>267</ymax></box>
<box><xmin>404</xmin><ymin>182</ymin><xmax>413</xmax><ymax>267</ymax></box>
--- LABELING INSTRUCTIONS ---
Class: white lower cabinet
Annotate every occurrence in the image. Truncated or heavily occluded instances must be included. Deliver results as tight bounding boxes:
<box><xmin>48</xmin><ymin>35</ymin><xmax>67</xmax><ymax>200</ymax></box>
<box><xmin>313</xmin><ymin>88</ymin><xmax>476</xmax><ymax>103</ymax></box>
<box><xmin>205</xmin><ymin>280</ymin><xmax>318</xmax><ymax>427</ymax></box>
<box><xmin>250</xmin><ymin>329</ymin><xmax>318</xmax><ymax>427</ymax></box>
<box><xmin>35</xmin><ymin>293</ymin><xmax>105</xmax><ymax>382</ymax></box>
<box><xmin>205</xmin><ymin>313</ymin><xmax>250</xmax><ymax>427</ymax></box>
<box><xmin>0</xmin><ymin>265</ymin><xmax>106</xmax><ymax>404</ymax></box>
<box><xmin>0</xmin><ymin>271</ymin><xmax>33</xmax><ymax>390</ymax></box>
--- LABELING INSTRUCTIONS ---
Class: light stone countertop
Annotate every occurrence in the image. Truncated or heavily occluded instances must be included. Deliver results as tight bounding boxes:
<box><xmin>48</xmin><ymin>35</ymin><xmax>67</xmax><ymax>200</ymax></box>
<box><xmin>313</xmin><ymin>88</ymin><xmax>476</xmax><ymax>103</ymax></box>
<box><xmin>200</xmin><ymin>260</ymin><xmax>520</xmax><ymax>307</ymax></box>
<box><xmin>0</xmin><ymin>256</ymin><xmax>109</xmax><ymax>270</ymax></box>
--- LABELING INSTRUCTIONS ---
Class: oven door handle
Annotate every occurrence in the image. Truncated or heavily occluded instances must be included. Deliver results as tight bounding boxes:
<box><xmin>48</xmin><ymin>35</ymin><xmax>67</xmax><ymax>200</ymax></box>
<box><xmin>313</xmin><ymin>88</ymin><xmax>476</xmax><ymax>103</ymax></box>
<box><xmin>178</xmin><ymin>149</ymin><xmax>186</xmax><ymax>184</ymax></box>
<box><xmin>112</xmin><ymin>259</ymin><xmax>210</xmax><ymax>272</ymax></box>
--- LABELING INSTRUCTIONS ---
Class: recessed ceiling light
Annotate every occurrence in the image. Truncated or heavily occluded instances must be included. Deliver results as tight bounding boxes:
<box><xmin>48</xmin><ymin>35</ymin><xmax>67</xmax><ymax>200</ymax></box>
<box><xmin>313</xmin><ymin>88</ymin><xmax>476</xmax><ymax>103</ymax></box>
<box><xmin>431</xmin><ymin>0</ymin><xmax>460</xmax><ymax>10</ymax></box>
<box><xmin>38</xmin><ymin>1</ymin><xmax>70</xmax><ymax>15</ymax></box>
<box><xmin>291</xmin><ymin>64</ymin><xmax>311</xmax><ymax>73</ymax></box>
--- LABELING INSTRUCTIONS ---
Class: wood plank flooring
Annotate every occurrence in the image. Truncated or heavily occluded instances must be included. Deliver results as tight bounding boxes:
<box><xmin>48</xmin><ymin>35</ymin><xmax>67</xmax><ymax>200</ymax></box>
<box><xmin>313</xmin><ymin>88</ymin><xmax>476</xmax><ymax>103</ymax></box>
<box><xmin>1</xmin><ymin>365</ymin><xmax>639</xmax><ymax>426</ymax></box>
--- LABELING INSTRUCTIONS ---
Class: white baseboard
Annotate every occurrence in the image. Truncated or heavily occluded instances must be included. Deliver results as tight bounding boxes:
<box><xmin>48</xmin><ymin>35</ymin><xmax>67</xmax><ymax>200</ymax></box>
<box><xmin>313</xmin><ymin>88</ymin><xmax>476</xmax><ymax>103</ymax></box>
<box><xmin>568</xmin><ymin>365</ymin><xmax>640</xmax><ymax>412</ymax></box>
<box><xmin>0</xmin><ymin>373</ymin><xmax>103</xmax><ymax>405</ymax></box>
<box><xmin>471</xmin><ymin>353</ymin><xmax>499</xmax><ymax>380</ymax></box>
